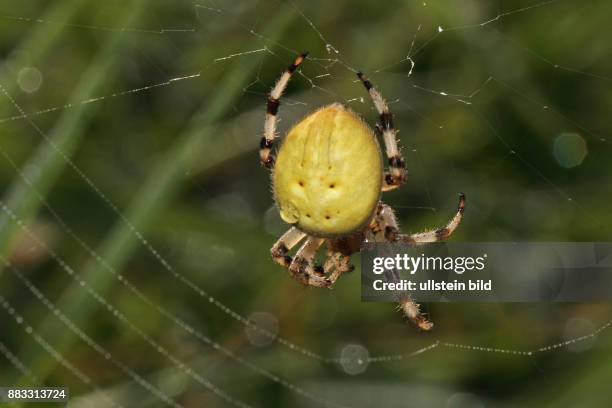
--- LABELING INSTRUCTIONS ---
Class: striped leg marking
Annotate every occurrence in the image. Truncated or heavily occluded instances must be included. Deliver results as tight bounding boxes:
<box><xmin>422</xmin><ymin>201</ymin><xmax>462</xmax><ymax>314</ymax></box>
<box><xmin>357</xmin><ymin>72</ymin><xmax>406</xmax><ymax>190</ymax></box>
<box><xmin>288</xmin><ymin>237</ymin><xmax>331</xmax><ymax>288</ymax></box>
<box><xmin>323</xmin><ymin>250</ymin><xmax>354</xmax><ymax>286</ymax></box>
<box><xmin>401</xmin><ymin>193</ymin><xmax>466</xmax><ymax>245</ymax></box>
<box><xmin>367</xmin><ymin>201</ymin><xmax>433</xmax><ymax>330</ymax></box>
<box><xmin>260</xmin><ymin>52</ymin><xmax>308</xmax><ymax>169</ymax></box>
<box><xmin>271</xmin><ymin>227</ymin><xmax>307</xmax><ymax>267</ymax></box>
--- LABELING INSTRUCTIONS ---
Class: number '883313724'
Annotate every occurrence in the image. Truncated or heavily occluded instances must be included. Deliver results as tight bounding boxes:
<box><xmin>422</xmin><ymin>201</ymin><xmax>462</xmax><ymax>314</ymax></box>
<box><xmin>1</xmin><ymin>387</ymin><xmax>68</xmax><ymax>402</ymax></box>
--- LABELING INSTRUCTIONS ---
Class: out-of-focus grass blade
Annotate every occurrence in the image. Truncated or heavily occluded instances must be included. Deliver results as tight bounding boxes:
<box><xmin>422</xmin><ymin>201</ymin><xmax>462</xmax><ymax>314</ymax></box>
<box><xmin>16</xmin><ymin>7</ymin><xmax>296</xmax><ymax>388</ymax></box>
<box><xmin>0</xmin><ymin>0</ymin><xmax>145</xmax><ymax>259</ymax></box>
<box><xmin>0</xmin><ymin>0</ymin><xmax>89</xmax><ymax>256</ymax></box>
<box><xmin>0</xmin><ymin>0</ymin><xmax>87</xmax><ymax>109</ymax></box>
<box><xmin>0</xmin><ymin>0</ymin><xmax>147</xmax><ymax>385</ymax></box>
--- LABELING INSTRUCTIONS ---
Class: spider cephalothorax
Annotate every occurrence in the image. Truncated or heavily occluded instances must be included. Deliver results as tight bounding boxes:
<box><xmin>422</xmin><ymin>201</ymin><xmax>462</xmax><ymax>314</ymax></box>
<box><xmin>259</xmin><ymin>52</ymin><xmax>465</xmax><ymax>330</ymax></box>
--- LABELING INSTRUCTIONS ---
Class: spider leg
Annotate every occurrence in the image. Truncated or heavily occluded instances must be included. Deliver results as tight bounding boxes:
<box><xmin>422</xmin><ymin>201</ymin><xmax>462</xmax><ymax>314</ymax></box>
<box><xmin>288</xmin><ymin>237</ymin><xmax>332</xmax><ymax>288</ymax></box>
<box><xmin>271</xmin><ymin>227</ymin><xmax>307</xmax><ymax>267</ymax></box>
<box><xmin>323</xmin><ymin>250</ymin><xmax>354</xmax><ymax>286</ymax></box>
<box><xmin>367</xmin><ymin>204</ymin><xmax>434</xmax><ymax>330</ymax></box>
<box><xmin>400</xmin><ymin>193</ymin><xmax>466</xmax><ymax>244</ymax></box>
<box><xmin>260</xmin><ymin>52</ymin><xmax>308</xmax><ymax>169</ymax></box>
<box><xmin>272</xmin><ymin>229</ymin><xmax>349</xmax><ymax>288</ymax></box>
<box><xmin>369</xmin><ymin>195</ymin><xmax>465</xmax><ymax>329</ymax></box>
<box><xmin>357</xmin><ymin>72</ymin><xmax>406</xmax><ymax>191</ymax></box>
<box><xmin>369</xmin><ymin>194</ymin><xmax>465</xmax><ymax>245</ymax></box>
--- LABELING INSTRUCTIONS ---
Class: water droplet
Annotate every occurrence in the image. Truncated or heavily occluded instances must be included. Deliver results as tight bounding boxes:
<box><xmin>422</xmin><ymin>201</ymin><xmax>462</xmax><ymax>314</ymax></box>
<box><xmin>245</xmin><ymin>312</ymin><xmax>279</xmax><ymax>347</ymax></box>
<box><xmin>553</xmin><ymin>132</ymin><xmax>587</xmax><ymax>168</ymax></box>
<box><xmin>339</xmin><ymin>344</ymin><xmax>369</xmax><ymax>375</ymax></box>
<box><xmin>325</xmin><ymin>44</ymin><xmax>339</xmax><ymax>54</ymax></box>
<box><xmin>17</xmin><ymin>67</ymin><xmax>43</xmax><ymax>93</ymax></box>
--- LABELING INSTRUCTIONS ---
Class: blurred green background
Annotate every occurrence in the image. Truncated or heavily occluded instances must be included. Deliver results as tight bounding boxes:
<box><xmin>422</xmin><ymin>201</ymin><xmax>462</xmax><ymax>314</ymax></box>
<box><xmin>0</xmin><ymin>0</ymin><xmax>611</xmax><ymax>406</ymax></box>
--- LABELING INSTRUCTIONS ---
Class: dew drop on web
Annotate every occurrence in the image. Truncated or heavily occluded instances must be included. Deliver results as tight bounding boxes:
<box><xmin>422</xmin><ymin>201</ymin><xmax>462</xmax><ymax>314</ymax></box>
<box><xmin>339</xmin><ymin>344</ymin><xmax>369</xmax><ymax>375</ymax></box>
<box><xmin>245</xmin><ymin>312</ymin><xmax>279</xmax><ymax>347</ymax></box>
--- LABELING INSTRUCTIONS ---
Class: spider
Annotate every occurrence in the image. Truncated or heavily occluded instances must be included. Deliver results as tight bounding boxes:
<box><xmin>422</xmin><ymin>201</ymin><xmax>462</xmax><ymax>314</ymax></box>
<box><xmin>259</xmin><ymin>52</ymin><xmax>465</xmax><ymax>330</ymax></box>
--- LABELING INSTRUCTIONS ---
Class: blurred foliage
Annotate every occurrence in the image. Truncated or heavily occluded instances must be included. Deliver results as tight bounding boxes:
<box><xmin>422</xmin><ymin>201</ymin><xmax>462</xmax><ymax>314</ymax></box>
<box><xmin>0</xmin><ymin>0</ymin><xmax>611</xmax><ymax>407</ymax></box>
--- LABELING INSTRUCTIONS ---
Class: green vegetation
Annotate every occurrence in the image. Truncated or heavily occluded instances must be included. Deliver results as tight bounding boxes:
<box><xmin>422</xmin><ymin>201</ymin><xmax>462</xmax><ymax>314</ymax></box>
<box><xmin>0</xmin><ymin>0</ymin><xmax>610</xmax><ymax>406</ymax></box>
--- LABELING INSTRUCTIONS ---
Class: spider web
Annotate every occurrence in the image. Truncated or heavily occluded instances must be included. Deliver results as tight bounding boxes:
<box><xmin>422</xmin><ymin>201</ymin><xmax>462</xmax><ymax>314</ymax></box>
<box><xmin>0</xmin><ymin>0</ymin><xmax>611</xmax><ymax>406</ymax></box>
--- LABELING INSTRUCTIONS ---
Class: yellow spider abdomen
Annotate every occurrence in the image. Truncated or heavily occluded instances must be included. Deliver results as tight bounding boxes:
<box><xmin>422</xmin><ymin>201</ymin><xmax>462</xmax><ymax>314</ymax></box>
<box><xmin>273</xmin><ymin>103</ymin><xmax>383</xmax><ymax>237</ymax></box>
